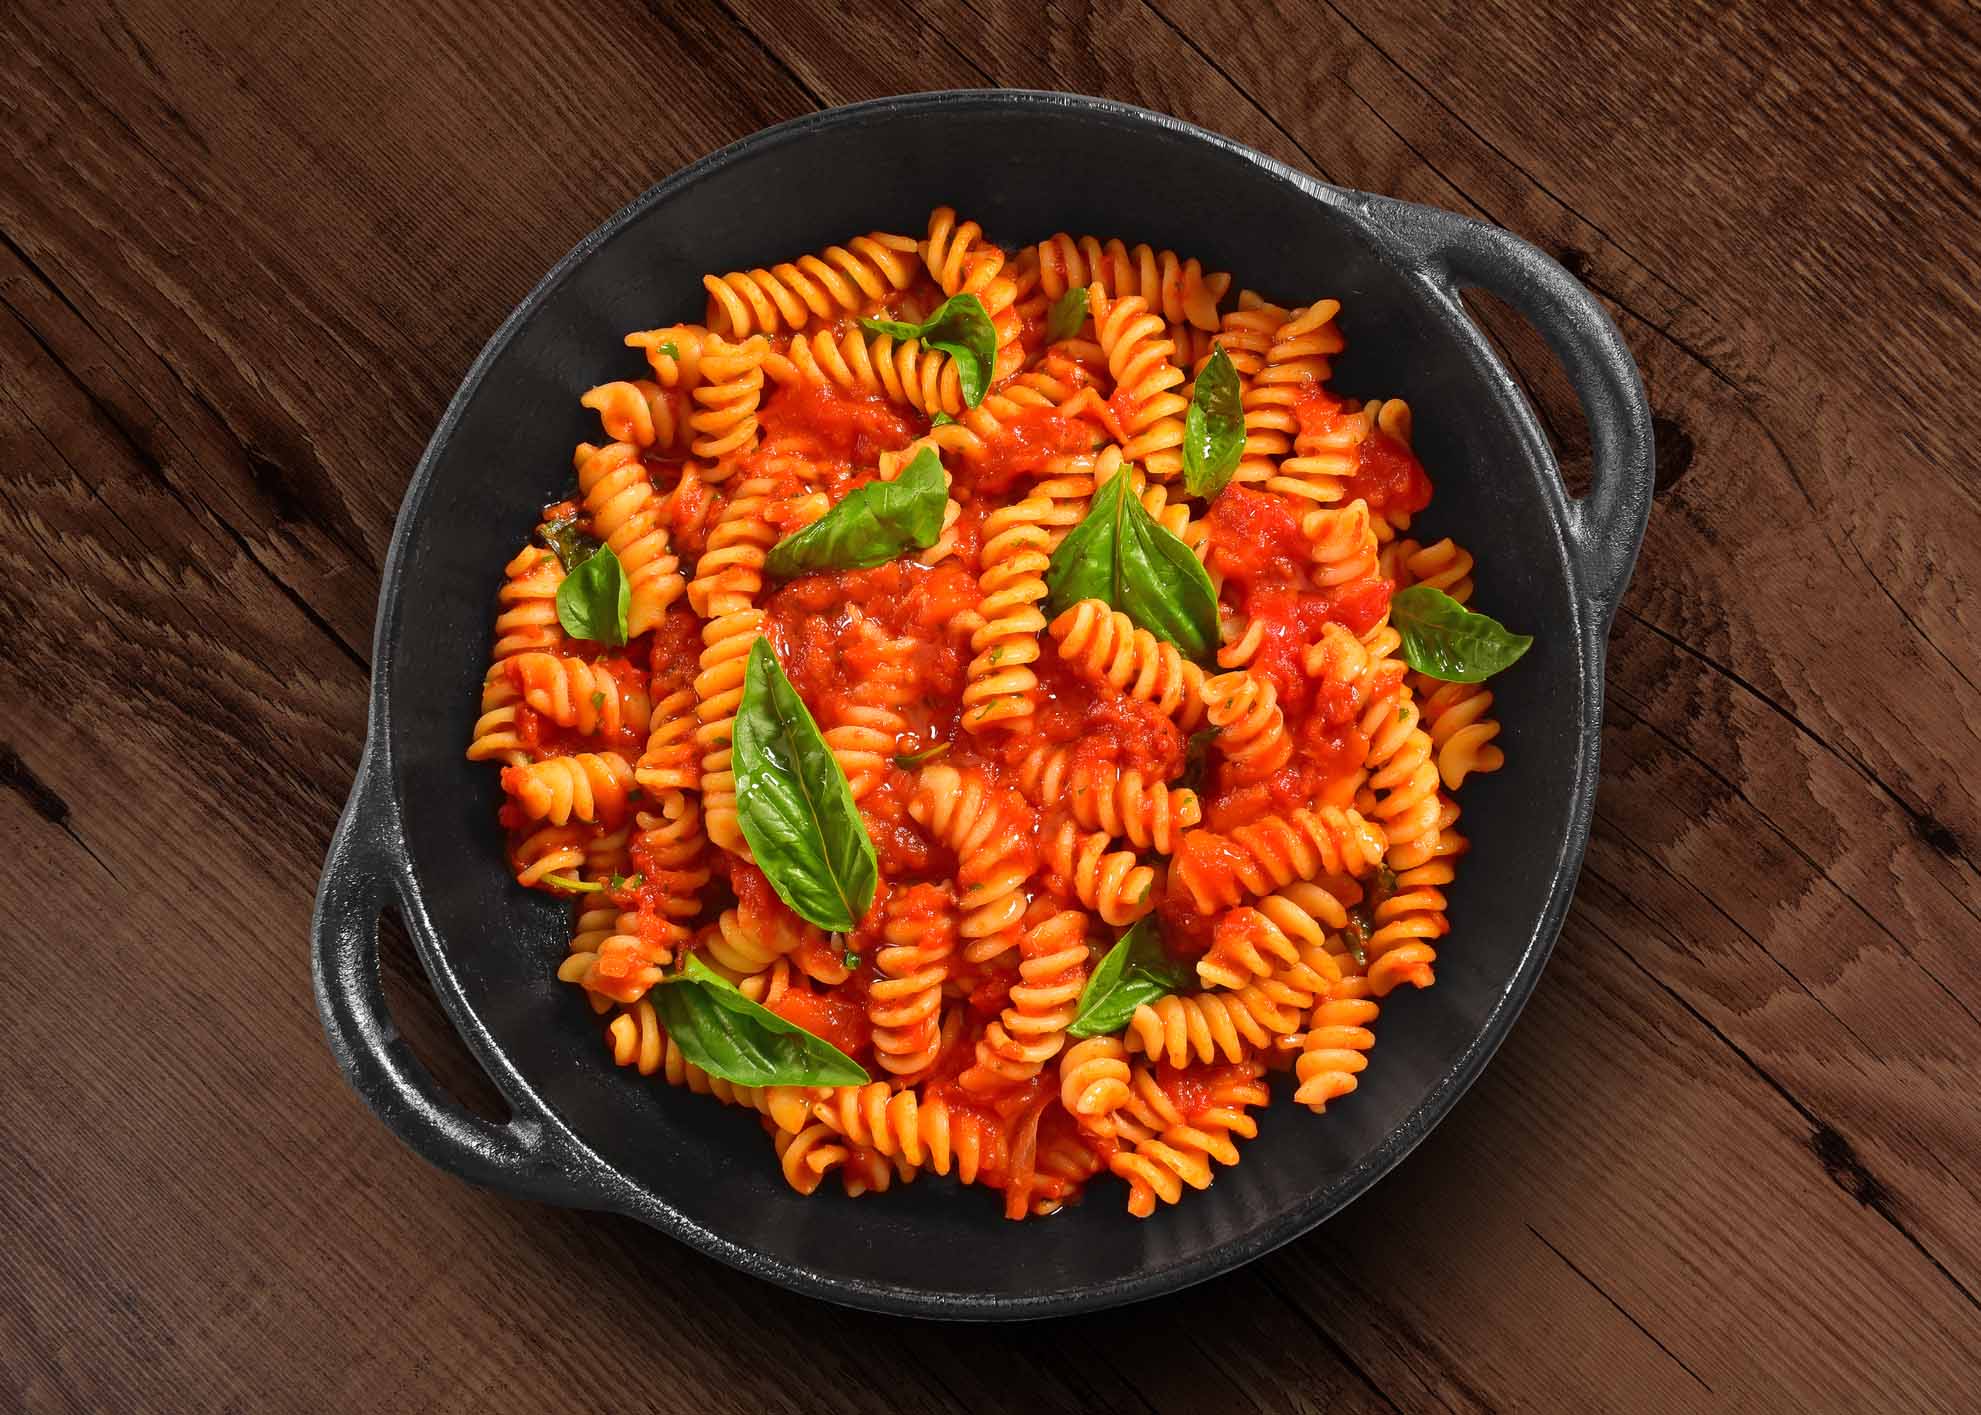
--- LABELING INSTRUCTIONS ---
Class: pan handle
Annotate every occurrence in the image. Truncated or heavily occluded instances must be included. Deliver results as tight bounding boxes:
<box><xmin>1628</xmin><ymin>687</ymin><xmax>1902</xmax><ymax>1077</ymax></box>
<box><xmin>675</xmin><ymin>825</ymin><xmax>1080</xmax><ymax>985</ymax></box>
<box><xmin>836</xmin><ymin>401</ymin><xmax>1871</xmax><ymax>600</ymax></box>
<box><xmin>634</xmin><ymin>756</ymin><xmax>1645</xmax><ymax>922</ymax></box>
<box><xmin>312</xmin><ymin>742</ymin><xmax>589</xmax><ymax>1203</ymax></box>
<box><xmin>1367</xmin><ymin>197</ymin><xmax>1654</xmax><ymax>628</ymax></box>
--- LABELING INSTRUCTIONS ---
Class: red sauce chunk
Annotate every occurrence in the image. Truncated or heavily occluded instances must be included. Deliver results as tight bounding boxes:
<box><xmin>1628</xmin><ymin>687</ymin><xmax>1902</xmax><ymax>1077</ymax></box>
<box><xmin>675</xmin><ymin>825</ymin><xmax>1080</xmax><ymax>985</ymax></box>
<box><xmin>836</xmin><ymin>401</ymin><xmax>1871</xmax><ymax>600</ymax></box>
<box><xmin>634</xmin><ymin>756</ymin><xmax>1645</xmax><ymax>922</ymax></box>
<box><xmin>964</xmin><ymin>406</ymin><xmax>1101</xmax><ymax>498</ymax></box>
<box><xmin>768</xmin><ymin>984</ymin><xmax>871</xmax><ymax>1061</ymax></box>
<box><xmin>1343</xmin><ymin>428</ymin><xmax>1432</xmax><ymax>518</ymax></box>
<box><xmin>758</xmin><ymin>379</ymin><xmax>918</xmax><ymax>467</ymax></box>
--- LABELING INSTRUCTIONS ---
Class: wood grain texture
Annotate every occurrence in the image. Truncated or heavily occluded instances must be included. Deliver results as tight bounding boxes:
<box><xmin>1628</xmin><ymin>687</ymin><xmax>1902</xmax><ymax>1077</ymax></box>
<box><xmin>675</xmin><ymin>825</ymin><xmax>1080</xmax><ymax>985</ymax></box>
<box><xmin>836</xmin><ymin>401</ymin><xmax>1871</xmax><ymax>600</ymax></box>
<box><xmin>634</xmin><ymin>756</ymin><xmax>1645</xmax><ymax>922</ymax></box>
<box><xmin>4</xmin><ymin>0</ymin><xmax>1977</xmax><ymax>1409</ymax></box>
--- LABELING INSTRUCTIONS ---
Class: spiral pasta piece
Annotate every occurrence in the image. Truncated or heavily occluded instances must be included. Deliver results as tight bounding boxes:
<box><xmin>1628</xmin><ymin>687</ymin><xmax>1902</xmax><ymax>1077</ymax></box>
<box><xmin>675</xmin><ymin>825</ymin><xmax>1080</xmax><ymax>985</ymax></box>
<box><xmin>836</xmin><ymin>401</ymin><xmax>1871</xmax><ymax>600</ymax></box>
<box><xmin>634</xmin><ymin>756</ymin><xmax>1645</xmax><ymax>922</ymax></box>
<box><xmin>1202</xmin><ymin>669</ymin><xmax>1293</xmax><ymax>781</ymax></box>
<box><xmin>624</xmin><ymin>325</ymin><xmax>707</xmax><ymax>390</ymax></box>
<box><xmin>1360</xmin><ymin>683</ymin><xmax>1441</xmax><ymax>861</ymax></box>
<box><xmin>1270</xmin><ymin>398</ymin><xmax>1372</xmax><ymax>511</ymax></box>
<box><xmin>582</xmin><ymin>378</ymin><xmax>688</xmax><ymax>453</ymax></box>
<box><xmin>1016</xmin><ymin>747</ymin><xmax>1201</xmax><ymax>853</ymax></box>
<box><xmin>1171</xmin><ymin>806</ymin><xmax>1387</xmax><ymax>913</ymax></box>
<box><xmin>1294</xmin><ymin>977</ymin><xmax>1380</xmax><ymax>1111</ymax></box>
<box><xmin>962</xmin><ymin>495</ymin><xmax>1053</xmax><ymax>733</ymax></box>
<box><xmin>1404</xmin><ymin>536</ymin><xmax>1475</xmax><ymax>603</ymax></box>
<box><xmin>702</xmin><ymin>231</ymin><xmax>920</xmax><ymax>336</ymax></box>
<box><xmin>575</xmin><ymin>441</ymin><xmax>686</xmax><ymax>636</ymax></box>
<box><xmin>510</xmin><ymin>823</ymin><xmax>586</xmax><ymax>888</ymax></box>
<box><xmin>1033</xmin><ymin>233</ymin><xmax>1231</xmax><ymax>331</ymax></box>
<box><xmin>1043</xmin><ymin>818</ymin><xmax>1156</xmax><ymax>926</ymax></box>
<box><xmin>810</xmin><ymin>1082</ymin><xmax>1004</xmax><ymax>1186</ymax></box>
<box><xmin>1197</xmin><ymin>906</ymin><xmax>1303</xmax><ymax>990</ymax></box>
<box><xmin>466</xmin><ymin>665</ymin><xmax>528</xmax><ymax>766</ymax></box>
<box><xmin>1048</xmin><ymin>599</ymin><xmax>1208</xmax><ymax>728</ymax></box>
<box><xmin>1091</xmin><ymin>287</ymin><xmax>1188</xmax><ymax>477</ymax></box>
<box><xmin>501</xmin><ymin>752</ymin><xmax>635</xmax><ymax>828</ymax></box>
<box><xmin>1416</xmin><ymin>678</ymin><xmax>1505</xmax><ymax>789</ymax></box>
<box><xmin>908</xmin><ymin>765</ymin><xmax>1036</xmax><ymax>960</ymax></box>
<box><xmin>959</xmin><ymin>908</ymin><xmax>1090</xmax><ymax>1092</ymax></box>
<box><xmin>1109</xmin><ymin>1064</ymin><xmax>1268</xmax><ymax>1217</ymax></box>
<box><xmin>1124</xmin><ymin>983</ymin><xmax>1309</xmax><ymax>1067</ymax></box>
<box><xmin>689</xmin><ymin>335</ymin><xmax>769</xmax><ymax>464</ymax></box>
<box><xmin>637</xmin><ymin>664</ymin><xmax>700</xmax><ymax>797</ymax></box>
<box><xmin>491</xmin><ymin>544</ymin><xmax>565</xmax><ymax>661</ymax></box>
<box><xmin>768</xmin><ymin>325</ymin><xmax>967</xmax><ymax>418</ymax></box>
<box><xmin>868</xmin><ymin>884</ymin><xmax>956</xmax><ymax>1080</ymax></box>
<box><xmin>502</xmin><ymin>652</ymin><xmax>651</xmax><ymax>742</ymax></box>
<box><xmin>1303</xmin><ymin>498</ymin><xmax>1380</xmax><ymax>588</ymax></box>
<box><xmin>1058</xmin><ymin>1036</ymin><xmax>1132</xmax><ymax>1137</ymax></box>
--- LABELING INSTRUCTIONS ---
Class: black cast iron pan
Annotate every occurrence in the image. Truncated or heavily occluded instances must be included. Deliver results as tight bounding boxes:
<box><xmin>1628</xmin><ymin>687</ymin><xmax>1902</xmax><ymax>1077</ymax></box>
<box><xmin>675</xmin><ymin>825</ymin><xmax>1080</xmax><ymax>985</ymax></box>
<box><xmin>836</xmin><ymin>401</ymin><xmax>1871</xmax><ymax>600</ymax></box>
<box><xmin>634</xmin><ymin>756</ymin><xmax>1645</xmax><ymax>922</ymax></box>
<box><xmin>313</xmin><ymin>90</ymin><xmax>1653</xmax><ymax>1319</ymax></box>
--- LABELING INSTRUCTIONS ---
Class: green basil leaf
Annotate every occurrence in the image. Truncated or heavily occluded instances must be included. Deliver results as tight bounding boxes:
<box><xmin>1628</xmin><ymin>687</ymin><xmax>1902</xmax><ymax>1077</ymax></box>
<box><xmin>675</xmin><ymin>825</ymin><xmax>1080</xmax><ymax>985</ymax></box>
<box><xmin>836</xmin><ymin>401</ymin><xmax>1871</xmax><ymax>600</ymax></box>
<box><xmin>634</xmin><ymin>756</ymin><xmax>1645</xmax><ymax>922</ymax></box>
<box><xmin>555</xmin><ymin>543</ymin><xmax>629</xmax><ymax>645</ymax></box>
<box><xmin>1182</xmin><ymin>346</ymin><xmax>1244</xmax><ymax>498</ymax></box>
<box><xmin>1390</xmin><ymin>585</ymin><xmax>1532</xmax><ymax>683</ymax></box>
<box><xmin>1045</xmin><ymin>469</ymin><xmax>1219</xmax><ymax>663</ymax></box>
<box><xmin>891</xmin><ymin>741</ymin><xmax>949</xmax><ymax>770</ymax></box>
<box><xmin>1045</xmin><ymin>287</ymin><xmax>1088</xmax><ymax>343</ymax></box>
<box><xmin>733</xmin><ymin>639</ymin><xmax>877</xmax><ymax>930</ymax></box>
<box><xmin>539</xmin><ymin>514</ymin><xmax>601</xmax><ymax>573</ymax></box>
<box><xmin>860</xmin><ymin>292</ymin><xmax>996</xmax><ymax>407</ymax></box>
<box><xmin>1067</xmin><ymin>917</ymin><xmax>1195</xmax><ymax>1038</ymax></box>
<box><xmin>764</xmin><ymin>446</ymin><xmax>947</xmax><ymax>578</ymax></box>
<box><xmin>652</xmin><ymin>954</ymin><xmax>869</xmax><ymax>1086</ymax></box>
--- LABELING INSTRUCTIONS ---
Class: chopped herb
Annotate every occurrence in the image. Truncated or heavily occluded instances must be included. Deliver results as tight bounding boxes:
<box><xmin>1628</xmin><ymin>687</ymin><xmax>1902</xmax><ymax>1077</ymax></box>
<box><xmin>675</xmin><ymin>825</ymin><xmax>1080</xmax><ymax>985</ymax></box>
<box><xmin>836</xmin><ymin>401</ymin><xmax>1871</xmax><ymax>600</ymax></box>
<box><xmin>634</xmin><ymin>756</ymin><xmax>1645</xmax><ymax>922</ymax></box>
<box><xmin>591</xmin><ymin>690</ymin><xmax>607</xmax><ymax>711</ymax></box>
<box><xmin>842</xmin><ymin>947</ymin><xmax>860</xmax><ymax>969</ymax></box>
<box><xmin>1397</xmin><ymin>704</ymin><xmax>1409</xmax><ymax>722</ymax></box>
<box><xmin>892</xmin><ymin>742</ymin><xmax>950</xmax><ymax>769</ymax></box>
<box><xmin>659</xmin><ymin>340</ymin><xmax>680</xmax><ymax>359</ymax></box>
<box><xmin>988</xmin><ymin>646</ymin><xmax>1005</xmax><ymax>664</ymax></box>
<box><xmin>542</xmin><ymin>874</ymin><xmax>603</xmax><ymax>893</ymax></box>
<box><xmin>1138</xmin><ymin>878</ymin><xmax>1153</xmax><ymax>904</ymax></box>
<box><xmin>608</xmin><ymin>872</ymin><xmax>645</xmax><ymax>891</ymax></box>
<box><xmin>930</xmin><ymin>410</ymin><xmax>957</xmax><ymax>426</ymax></box>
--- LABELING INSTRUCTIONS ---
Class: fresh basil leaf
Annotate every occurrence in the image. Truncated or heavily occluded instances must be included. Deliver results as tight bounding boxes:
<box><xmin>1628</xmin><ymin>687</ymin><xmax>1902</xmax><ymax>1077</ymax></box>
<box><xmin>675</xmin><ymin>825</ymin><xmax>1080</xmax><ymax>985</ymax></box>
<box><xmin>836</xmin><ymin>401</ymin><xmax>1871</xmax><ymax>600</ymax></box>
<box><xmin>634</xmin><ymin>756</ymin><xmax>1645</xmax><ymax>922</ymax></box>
<box><xmin>1390</xmin><ymin>585</ymin><xmax>1532</xmax><ymax>683</ymax></box>
<box><xmin>555</xmin><ymin>544</ymin><xmax>629</xmax><ymax>645</ymax></box>
<box><xmin>929</xmin><ymin>411</ymin><xmax>957</xmax><ymax>427</ymax></box>
<box><xmin>733</xmin><ymin>639</ymin><xmax>878</xmax><ymax>931</ymax></box>
<box><xmin>1179</xmin><ymin>727</ymin><xmax>1220</xmax><ymax>795</ymax></box>
<box><xmin>764</xmin><ymin>447</ymin><xmax>947</xmax><ymax>578</ymax></box>
<box><xmin>1046</xmin><ymin>287</ymin><xmax>1088</xmax><ymax>343</ymax></box>
<box><xmin>1182</xmin><ymin>346</ymin><xmax>1244</xmax><ymax>498</ymax></box>
<box><xmin>1067</xmin><ymin>917</ymin><xmax>1194</xmax><ymax>1038</ymax></box>
<box><xmin>860</xmin><ymin>292</ymin><xmax>996</xmax><ymax>407</ymax></box>
<box><xmin>892</xmin><ymin>741</ymin><xmax>949</xmax><ymax>770</ymax></box>
<box><xmin>652</xmin><ymin>953</ymin><xmax>869</xmax><ymax>1086</ymax></box>
<box><xmin>1046</xmin><ymin>470</ymin><xmax>1219</xmax><ymax>663</ymax></box>
<box><xmin>539</xmin><ymin>514</ymin><xmax>600</xmax><ymax>573</ymax></box>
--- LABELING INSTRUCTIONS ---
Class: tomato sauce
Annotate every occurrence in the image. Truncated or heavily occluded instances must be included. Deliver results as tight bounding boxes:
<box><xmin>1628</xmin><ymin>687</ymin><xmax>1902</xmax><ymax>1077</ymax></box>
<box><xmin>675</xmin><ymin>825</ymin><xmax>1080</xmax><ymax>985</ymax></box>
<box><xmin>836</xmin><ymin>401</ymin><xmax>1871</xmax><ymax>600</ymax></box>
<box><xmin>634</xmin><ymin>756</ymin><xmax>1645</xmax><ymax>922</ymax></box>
<box><xmin>1344</xmin><ymin>429</ymin><xmax>1432</xmax><ymax>518</ymax></box>
<box><xmin>767</xmin><ymin>984</ymin><xmax>871</xmax><ymax>1061</ymax></box>
<box><xmin>963</xmin><ymin>405</ymin><xmax>1101</xmax><ymax>498</ymax></box>
<box><xmin>758</xmin><ymin>379</ymin><xmax>918</xmax><ymax>468</ymax></box>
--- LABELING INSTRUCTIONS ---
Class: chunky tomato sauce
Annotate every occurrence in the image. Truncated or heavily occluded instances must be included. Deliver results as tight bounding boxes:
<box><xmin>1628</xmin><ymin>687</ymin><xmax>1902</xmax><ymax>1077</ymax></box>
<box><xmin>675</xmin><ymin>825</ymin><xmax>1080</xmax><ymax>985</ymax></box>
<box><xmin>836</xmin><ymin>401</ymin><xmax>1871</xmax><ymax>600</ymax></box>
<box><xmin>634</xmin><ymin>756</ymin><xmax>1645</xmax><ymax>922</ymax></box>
<box><xmin>967</xmin><ymin>405</ymin><xmax>1103</xmax><ymax>497</ymax></box>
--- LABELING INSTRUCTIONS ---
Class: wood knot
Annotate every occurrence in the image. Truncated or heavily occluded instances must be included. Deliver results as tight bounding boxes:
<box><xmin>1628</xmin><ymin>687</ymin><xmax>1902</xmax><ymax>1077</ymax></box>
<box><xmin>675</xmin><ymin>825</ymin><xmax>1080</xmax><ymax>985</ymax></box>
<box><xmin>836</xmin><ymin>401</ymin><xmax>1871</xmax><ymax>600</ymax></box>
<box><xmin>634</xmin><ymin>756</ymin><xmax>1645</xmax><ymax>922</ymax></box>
<box><xmin>1809</xmin><ymin>1123</ymin><xmax>1893</xmax><ymax>1210</ymax></box>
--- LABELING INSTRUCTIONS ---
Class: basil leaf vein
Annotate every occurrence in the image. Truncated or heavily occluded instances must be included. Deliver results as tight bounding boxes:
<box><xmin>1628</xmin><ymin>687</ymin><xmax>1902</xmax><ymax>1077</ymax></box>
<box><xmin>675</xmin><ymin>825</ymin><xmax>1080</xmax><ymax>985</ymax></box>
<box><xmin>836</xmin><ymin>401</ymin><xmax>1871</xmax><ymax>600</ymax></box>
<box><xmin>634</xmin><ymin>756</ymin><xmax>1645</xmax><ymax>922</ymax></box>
<box><xmin>1045</xmin><ymin>469</ymin><xmax>1219</xmax><ymax>663</ymax></box>
<box><xmin>1182</xmin><ymin>346</ymin><xmax>1244</xmax><ymax>498</ymax></box>
<box><xmin>555</xmin><ymin>543</ymin><xmax>630</xmax><ymax>645</ymax></box>
<box><xmin>860</xmin><ymin>293</ymin><xmax>996</xmax><ymax>407</ymax></box>
<box><xmin>1067</xmin><ymin>917</ymin><xmax>1195</xmax><ymax>1038</ymax></box>
<box><xmin>652</xmin><ymin>954</ymin><xmax>868</xmax><ymax>1086</ymax></box>
<box><xmin>733</xmin><ymin>639</ymin><xmax>878</xmax><ymax>930</ymax></box>
<box><xmin>1390</xmin><ymin>585</ymin><xmax>1532</xmax><ymax>683</ymax></box>
<box><xmin>1045</xmin><ymin>287</ymin><xmax>1088</xmax><ymax>343</ymax></box>
<box><xmin>764</xmin><ymin>446</ymin><xmax>948</xmax><ymax>578</ymax></box>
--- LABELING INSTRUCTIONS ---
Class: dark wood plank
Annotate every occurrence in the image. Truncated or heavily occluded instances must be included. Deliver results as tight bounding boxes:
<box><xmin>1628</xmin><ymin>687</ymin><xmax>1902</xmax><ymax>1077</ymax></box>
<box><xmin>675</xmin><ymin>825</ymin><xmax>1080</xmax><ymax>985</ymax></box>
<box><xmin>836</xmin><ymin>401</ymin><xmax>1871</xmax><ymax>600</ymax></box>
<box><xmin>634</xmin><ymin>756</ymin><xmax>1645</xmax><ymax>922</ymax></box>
<box><xmin>5</xmin><ymin>0</ymin><xmax>1979</xmax><ymax>1410</ymax></box>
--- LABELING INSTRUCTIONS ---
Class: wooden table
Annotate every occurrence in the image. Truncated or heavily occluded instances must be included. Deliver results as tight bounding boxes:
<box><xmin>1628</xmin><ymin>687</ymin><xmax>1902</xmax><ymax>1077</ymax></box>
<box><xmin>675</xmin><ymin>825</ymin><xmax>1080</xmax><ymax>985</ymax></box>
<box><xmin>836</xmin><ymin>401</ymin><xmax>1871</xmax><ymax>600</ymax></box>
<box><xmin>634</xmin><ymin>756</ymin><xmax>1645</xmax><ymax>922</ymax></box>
<box><xmin>6</xmin><ymin>2</ymin><xmax>1977</xmax><ymax>1410</ymax></box>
